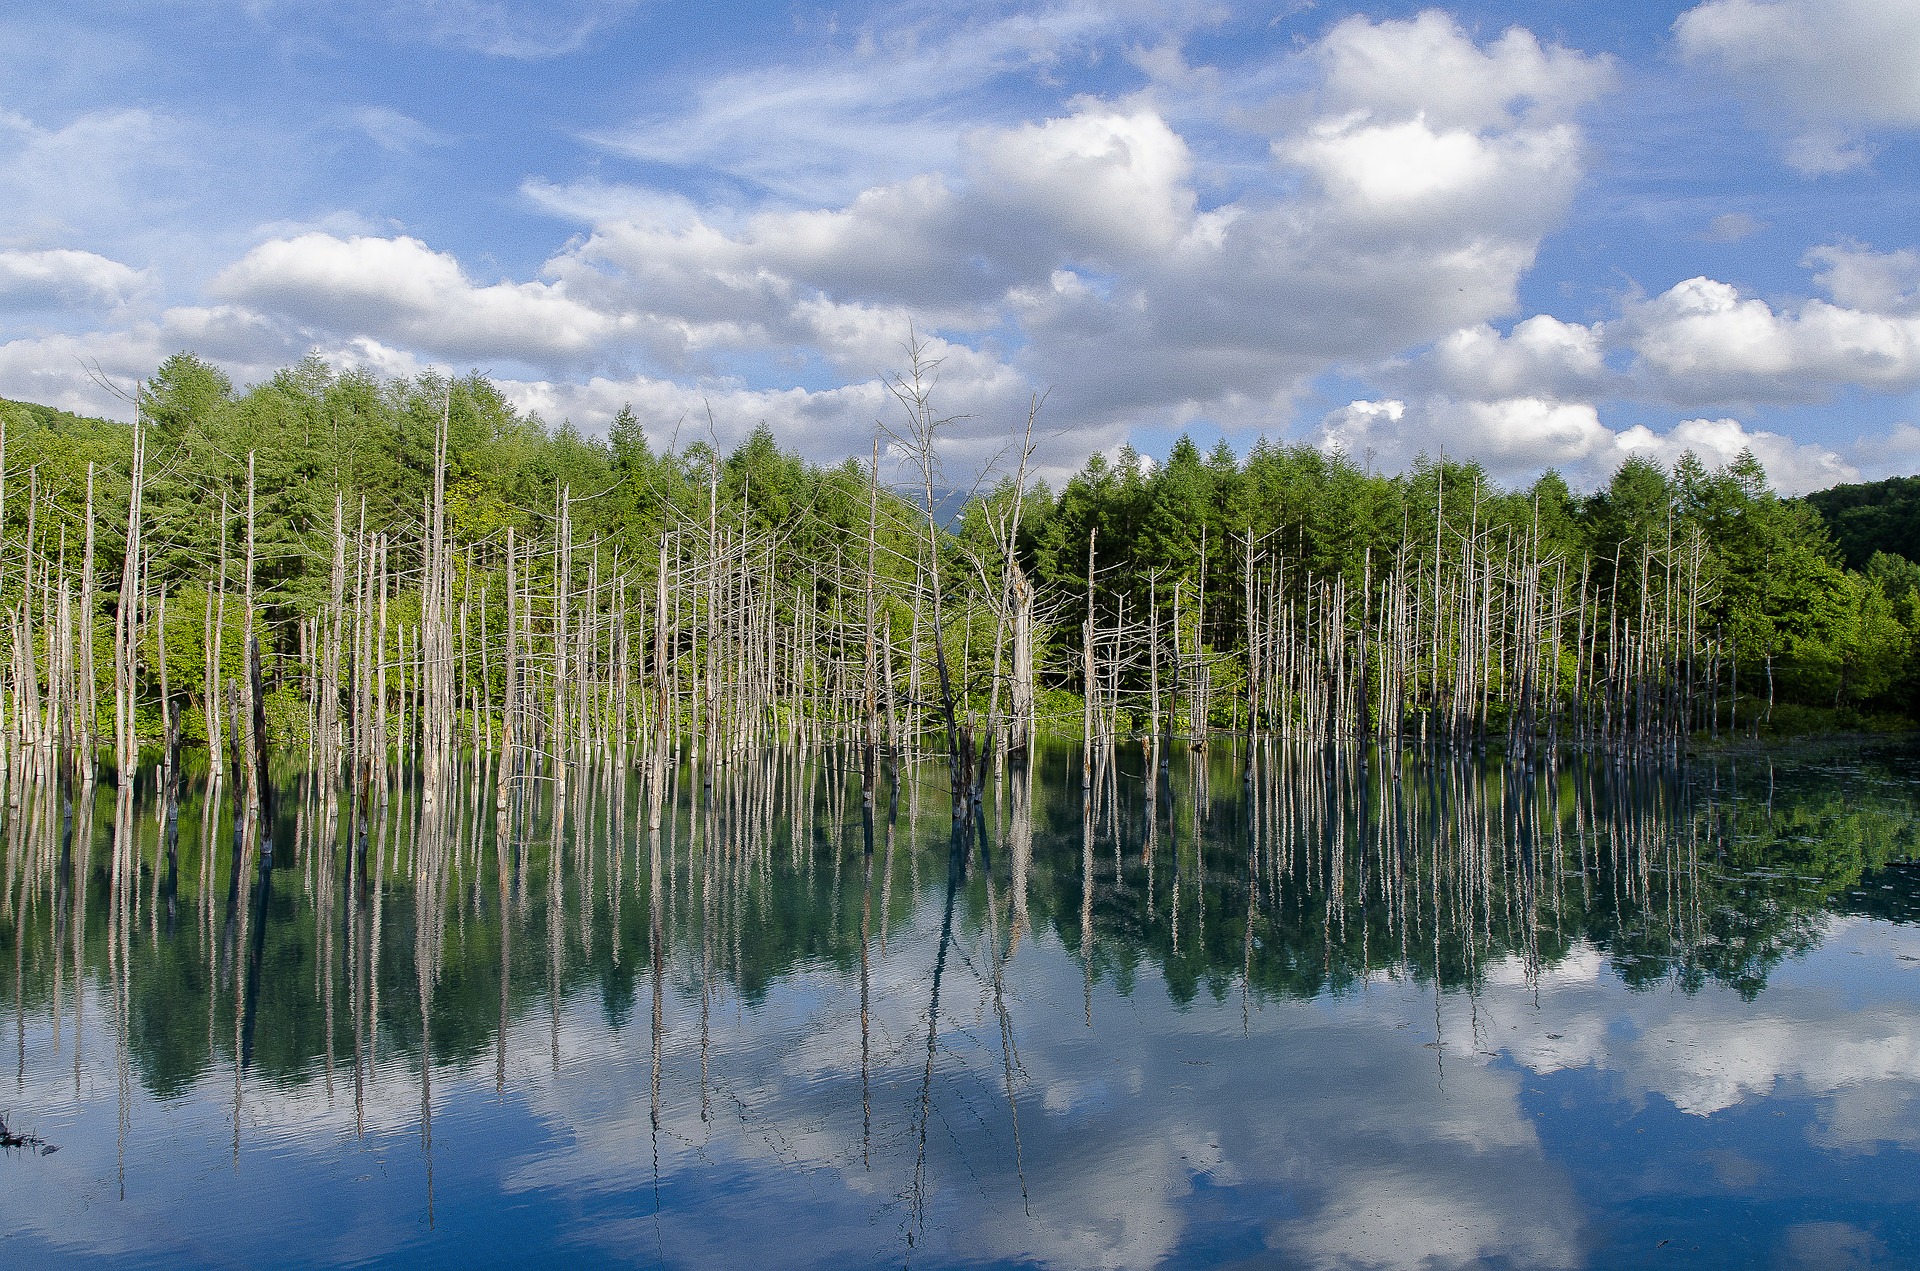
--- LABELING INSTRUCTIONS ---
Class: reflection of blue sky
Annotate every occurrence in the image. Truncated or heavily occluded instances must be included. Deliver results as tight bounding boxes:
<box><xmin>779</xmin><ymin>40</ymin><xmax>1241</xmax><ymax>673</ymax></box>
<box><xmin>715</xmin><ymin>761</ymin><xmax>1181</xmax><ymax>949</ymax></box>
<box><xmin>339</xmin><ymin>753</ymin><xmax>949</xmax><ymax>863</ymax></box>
<box><xmin>7</xmin><ymin>879</ymin><xmax>1920</xmax><ymax>1267</ymax></box>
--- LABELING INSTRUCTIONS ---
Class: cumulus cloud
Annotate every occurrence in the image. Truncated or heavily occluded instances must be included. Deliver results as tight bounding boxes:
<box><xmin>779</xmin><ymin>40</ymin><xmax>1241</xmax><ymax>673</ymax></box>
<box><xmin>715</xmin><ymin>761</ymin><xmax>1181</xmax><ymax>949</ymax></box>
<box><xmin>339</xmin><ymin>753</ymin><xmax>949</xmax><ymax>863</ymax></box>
<box><xmin>1419</xmin><ymin>263</ymin><xmax>1920</xmax><ymax>411</ymax></box>
<box><xmin>0</xmin><ymin>11</ymin><xmax>1624</xmax><ymax>483</ymax></box>
<box><xmin>497</xmin><ymin>11</ymin><xmax>1614</xmax><ymax>468</ymax></box>
<box><xmin>1675</xmin><ymin>0</ymin><xmax>1920</xmax><ymax>173</ymax></box>
<box><xmin>14</xmin><ymin>6</ymin><xmax>1910</xmax><ymax>496</ymax></box>
<box><xmin>1851</xmin><ymin>422</ymin><xmax>1920</xmax><ymax>481</ymax></box>
<box><xmin>1312</xmin><ymin>11</ymin><xmax>1615</xmax><ymax>132</ymax></box>
<box><xmin>1417</xmin><ymin>316</ymin><xmax>1612</xmax><ymax>401</ymax></box>
<box><xmin>1359</xmin><ymin>238</ymin><xmax>1920</xmax><ymax>490</ymax></box>
<box><xmin>1280</xmin><ymin>113</ymin><xmax>1583</xmax><ymax>234</ymax></box>
<box><xmin>0</xmin><ymin>305</ymin><xmax>296</xmax><ymax>417</ymax></box>
<box><xmin>0</xmin><ymin>247</ymin><xmax>145</xmax><ymax>310</ymax></box>
<box><xmin>1314</xmin><ymin>396</ymin><xmax>1859</xmax><ymax>494</ymax></box>
<box><xmin>1808</xmin><ymin>241</ymin><xmax>1920</xmax><ymax>314</ymax></box>
<box><xmin>966</xmin><ymin>109</ymin><xmax>1197</xmax><ymax>263</ymax></box>
<box><xmin>1613</xmin><ymin>416</ymin><xmax>1862</xmax><ymax>492</ymax></box>
<box><xmin>492</xmin><ymin>341</ymin><xmax>1043</xmax><ymax>481</ymax></box>
<box><xmin>1621</xmin><ymin>276</ymin><xmax>1920</xmax><ymax>404</ymax></box>
<box><xmin>213</xmin><ymin>232</ymin><xmax>620</xmax><ymax>368</ymax></box>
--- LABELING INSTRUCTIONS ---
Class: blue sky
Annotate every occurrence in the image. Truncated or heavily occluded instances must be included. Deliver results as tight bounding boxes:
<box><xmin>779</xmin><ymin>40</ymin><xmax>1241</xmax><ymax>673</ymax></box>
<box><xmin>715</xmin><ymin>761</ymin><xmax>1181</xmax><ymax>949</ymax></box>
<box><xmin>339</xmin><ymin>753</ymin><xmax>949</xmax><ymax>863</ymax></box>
<box><xmin>1</xmin><ymin>0</ymin><xmax>1917</xmax><ymax>491</ymax></box>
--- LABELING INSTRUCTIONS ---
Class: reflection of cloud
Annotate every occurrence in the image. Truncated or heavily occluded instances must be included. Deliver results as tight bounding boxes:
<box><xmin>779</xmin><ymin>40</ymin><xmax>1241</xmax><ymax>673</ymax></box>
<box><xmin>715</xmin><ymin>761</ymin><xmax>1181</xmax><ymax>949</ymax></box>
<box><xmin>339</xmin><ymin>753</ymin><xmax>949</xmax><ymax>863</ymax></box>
<box><xmin>7</xmin><ymin>834</ymin><xmax>1918</xmax><ymax>1268</ymax></box>
<box><xmin>482</xmin><ymin>900</ymin><xmax>1591</xmax><ymax>1271</ymax></box>
<box><xmin>1488</xmin><ymin>921</ymin><xmax>1920</xmax><ymax>1137</ymax></box>
<box><xmin>1285</xmin><ymin>1168</ymin><xmax>1579</xmax><ymax>1271</ymax></box>
<box><xmin>1778</xmin><ymin>1220</ymin><xmax>1888</xmax><ymax>1269</ymax></box>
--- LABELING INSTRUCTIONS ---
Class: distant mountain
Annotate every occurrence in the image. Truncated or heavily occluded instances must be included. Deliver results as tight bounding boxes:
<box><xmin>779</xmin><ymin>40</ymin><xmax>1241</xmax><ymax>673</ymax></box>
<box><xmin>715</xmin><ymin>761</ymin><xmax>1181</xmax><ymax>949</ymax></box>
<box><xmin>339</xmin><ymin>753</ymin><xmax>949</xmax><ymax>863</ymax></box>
<box><xmin>884</xmin><ymin>484</ymin><xmax>972</xmax><ymax>531</ymax></box>
<box><xmin>1804</xmin><ymin>475</ymin><xmax>1920</xmax><ymax>570</ymax></box>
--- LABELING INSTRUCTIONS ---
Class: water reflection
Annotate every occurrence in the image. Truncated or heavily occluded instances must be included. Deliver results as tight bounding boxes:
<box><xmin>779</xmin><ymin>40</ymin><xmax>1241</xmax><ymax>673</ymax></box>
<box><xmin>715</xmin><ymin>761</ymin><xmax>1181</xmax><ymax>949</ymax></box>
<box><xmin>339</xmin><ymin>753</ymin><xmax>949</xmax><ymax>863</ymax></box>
<box><xmin>2</xmin><ymin>741</ymin><xmax>1918</xmax><ymax>1268</ymax></box>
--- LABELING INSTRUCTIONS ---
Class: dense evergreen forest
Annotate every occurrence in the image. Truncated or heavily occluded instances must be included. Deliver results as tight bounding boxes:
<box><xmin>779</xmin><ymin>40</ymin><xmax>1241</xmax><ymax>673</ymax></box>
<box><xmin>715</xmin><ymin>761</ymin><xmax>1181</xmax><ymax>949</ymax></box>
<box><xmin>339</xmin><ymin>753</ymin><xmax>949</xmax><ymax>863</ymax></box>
<box><xmin>2</xmin><ymin>350</ymin><xmax>1917</xmax><ymax>795</ymax></box>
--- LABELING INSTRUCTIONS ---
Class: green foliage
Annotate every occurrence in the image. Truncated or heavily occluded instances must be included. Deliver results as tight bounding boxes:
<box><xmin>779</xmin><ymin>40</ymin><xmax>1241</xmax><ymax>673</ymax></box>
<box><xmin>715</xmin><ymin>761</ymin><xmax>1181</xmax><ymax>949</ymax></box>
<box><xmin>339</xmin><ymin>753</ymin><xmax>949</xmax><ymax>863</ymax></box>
<box><xmin>1803</xmin><ymin>474</ymin><xmax>1920</xmax><ymax>570</ymax></box>
<box><xmin>5</xmin><ymin>353</ymin><xmax>1917</xmax><ymax>753</ymax></box>
<box><xmin>1017</xmin><ymin>436</ymin><xmax>1918</xmax><ymax>723</ymax></box>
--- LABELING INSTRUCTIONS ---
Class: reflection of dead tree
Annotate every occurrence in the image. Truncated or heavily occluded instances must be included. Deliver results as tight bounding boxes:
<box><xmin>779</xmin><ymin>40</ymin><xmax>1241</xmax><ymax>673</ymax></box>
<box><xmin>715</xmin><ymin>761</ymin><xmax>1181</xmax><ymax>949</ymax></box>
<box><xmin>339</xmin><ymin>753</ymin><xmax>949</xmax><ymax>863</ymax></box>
<box><xmin>859</xmin><ymin>828</ymin><xmax>873</xmax><ymax>1170</ymax></box>
<box><xmin>906</xmin><ymin>829</ymin><xmax>966</xmax><ymax>1250</ymax></box>
<box><xmin>977</xmin><ymin>798</ymin><xmax>1030</xmax><ymax>1215</ymax></box>
<box><xmin>648</xmin><ymin>800</ymin><xmax>667</xmax><ymax>1264</ymax></box>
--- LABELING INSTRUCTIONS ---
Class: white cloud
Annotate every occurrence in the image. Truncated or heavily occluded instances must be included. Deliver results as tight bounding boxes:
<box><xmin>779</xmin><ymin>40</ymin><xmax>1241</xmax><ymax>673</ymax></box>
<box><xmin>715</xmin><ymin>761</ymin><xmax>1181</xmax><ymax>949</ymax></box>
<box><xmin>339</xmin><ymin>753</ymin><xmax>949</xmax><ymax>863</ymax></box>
<box><xmin>531</xmin><ymin>8</ymin><xmax>1614</xmax><ymax>461</ymax></box>
<box><xmin>492</xmin><ymin>338</ymin><xmax>1045</xmax><ymax>482</ymax></box>
<box><xmin>1314</xmin><ymin>396</ymin><xmax>1860</xmax><ymax>494</ymax></box>
<box><xmin>585</xmin><ymin>1</ymin><xmax>1221</xmax><ymax>206</ymax></box>
<box><xmin>1675</xmin><ymin>0</ymin><xmax>1920</xmax><ymax>127</ymax></box>
<box><xmin>1418</xmin><ymin>316</ymin><xmax>1612</xmax><ymax>401</ymax></box>
<box><xmin>1313</xmin><ymin>11</ymin><xmax>1614</xmax><ymax>132</ymax></box>
<box><xmin>1315</xmin><ymin>395</ymin><xmax>1614</xmax><ymax>486</ymax></box>
<box><xmin>0</xmin><ymin>102</ymin><xmax>300</xmax><ymax>292</ymax></box>
<box><xmin>966</xmin><ymin>109</ymin><xmax>1196</xmax><ymax>263</ymax></box>
<box><xmin>0</xmin><ymin>305</ymin><xmax>296</xmax><ymax>417</ymax></box>
<box><xmin>1781</xmin><ymin>131</ymin><xmax>1875</xmax><ymax>176</ymax></box>
<box><xmin>1623</xmin><ymin>276</ymin><xmax>1920</xmax><ymax>404</ymax></box>
<box><xmin>0</xmin><ymin>247</ymin><xmax>145</xmax><ymax>310</ymax></box>
<box><xmin>1850</xmin><ymin>422</ymin><xmax>1920</xmax><ymax>480</ymax></box>
<box><xmin>1705</xmin><ymin>211</ymin><xmax>1762</xmax><ymax>243</ymax></box>
<box><xmin>213</xmin><ymin>233</ymin><xmax>620</xmax><ymax>367</ymax></box>
<box><xmin>1332</xmin><ymin>260</ymin><xmax>1920</xmax><ymax>491</ymax></box>
<box><xmin>1808</xmin><ymin>242</ymin><xmax>1920</xmax><ymax>315</ymax></box>
<box><xmin>1612</xmin><ymin>416</ymin><xmax>1861</xmax><ymax>493</ymax></box>
<box><xmin>347</xmin><ymin>106</ymin><xmax>449</xmax><ymax>153</ymax></box>
<box><xmin>1675</xmin><ymin>0</ymin><xmax>1920</xmax><ymax>172</ymax></box>
<box><xmin>1371</xmin><ymin>246</ymin><xmax>1920</xmax><ymax>484</ymax></box>
<box><xmin>521</xmin><ymin>177</ymin><xmax>708</xmax><ymax>230</ymax></box>
<box><xmin>22</xmin><ymin>7</ymin><xmax>1908</xmax><ymax>498</ymax></box>
<box><xmin>0</xmin><ymin>11</ymin><xmax>1619</xmax><ymax>486</ymax></box>
<box><xmin>0</xmin><ymin>106</ymin><xmax>172</xmax><ymax>246</ymax></box>
<box><xmin>1282</xmin><ymin>115</ymin><xmax>1584</xmax><ymax>234</ymax></box>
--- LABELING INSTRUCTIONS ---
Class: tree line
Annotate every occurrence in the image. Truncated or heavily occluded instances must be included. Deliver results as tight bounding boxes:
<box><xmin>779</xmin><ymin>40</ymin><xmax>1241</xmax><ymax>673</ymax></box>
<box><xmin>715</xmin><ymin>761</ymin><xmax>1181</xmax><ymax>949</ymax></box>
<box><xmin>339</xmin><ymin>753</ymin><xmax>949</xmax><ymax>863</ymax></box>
<box><xmin>1</xmin><ymin>348</ymin><xmax>1915</xmax><ymax>800</ymax></box>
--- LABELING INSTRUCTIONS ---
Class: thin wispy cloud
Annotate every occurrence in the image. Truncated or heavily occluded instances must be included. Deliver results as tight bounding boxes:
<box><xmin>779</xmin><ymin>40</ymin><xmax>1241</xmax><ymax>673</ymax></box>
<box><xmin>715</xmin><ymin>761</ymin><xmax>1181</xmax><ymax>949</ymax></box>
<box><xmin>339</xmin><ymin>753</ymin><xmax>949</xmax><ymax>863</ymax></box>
<box><xmin>0</xmin><ymin>0</ymin><xmax>1915</xmax><ymax>492</ymax></box>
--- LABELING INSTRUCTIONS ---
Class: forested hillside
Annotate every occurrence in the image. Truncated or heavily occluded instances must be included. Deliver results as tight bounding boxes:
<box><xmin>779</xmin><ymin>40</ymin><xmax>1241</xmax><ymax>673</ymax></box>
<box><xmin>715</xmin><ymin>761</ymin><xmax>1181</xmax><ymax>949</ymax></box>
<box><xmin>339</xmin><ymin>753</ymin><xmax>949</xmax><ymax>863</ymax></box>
<box><xmin>1804</xmin><ymin>476</ymin><xmax>1920</xmax><ymax>572</ymax></box>
<box><xmin>3</xmin><ymin>351</ymin><xmax>1917</xmax><ymax>781</ymax></box>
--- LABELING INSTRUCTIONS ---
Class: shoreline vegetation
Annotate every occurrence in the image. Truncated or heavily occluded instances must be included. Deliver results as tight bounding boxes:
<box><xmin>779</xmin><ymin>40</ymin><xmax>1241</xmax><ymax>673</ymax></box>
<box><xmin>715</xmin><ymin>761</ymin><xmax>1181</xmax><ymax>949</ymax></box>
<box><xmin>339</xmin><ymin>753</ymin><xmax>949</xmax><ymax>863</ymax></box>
<box><xmin>1</xmin><ymin>348</ymin><xmax>1917</xmax><ymax>816</ymax></box>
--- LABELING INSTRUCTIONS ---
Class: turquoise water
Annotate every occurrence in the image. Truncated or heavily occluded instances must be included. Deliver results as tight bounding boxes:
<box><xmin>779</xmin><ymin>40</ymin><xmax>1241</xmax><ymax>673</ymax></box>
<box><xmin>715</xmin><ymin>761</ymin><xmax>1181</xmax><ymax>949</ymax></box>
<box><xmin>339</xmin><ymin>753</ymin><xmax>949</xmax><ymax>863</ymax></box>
<box><xmin>3</xmin><ymin>742</ymin><xmax>1918</xmax><ymax>1269</ymax></box>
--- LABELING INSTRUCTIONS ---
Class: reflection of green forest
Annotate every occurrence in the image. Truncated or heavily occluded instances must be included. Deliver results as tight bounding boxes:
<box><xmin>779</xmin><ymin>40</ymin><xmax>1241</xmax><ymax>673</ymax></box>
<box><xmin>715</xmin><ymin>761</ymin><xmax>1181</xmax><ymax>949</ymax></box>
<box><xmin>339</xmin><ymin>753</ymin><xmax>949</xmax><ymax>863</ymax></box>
<box><xmin>1015</xmin><ymin>742</ymin><xmax>1920</xmax><ymax>1006</ymax></box>
<box><xmin>2</xmin><ymin>743</ymin><xmax>1917</xmax><ymax>1100</ymax></box>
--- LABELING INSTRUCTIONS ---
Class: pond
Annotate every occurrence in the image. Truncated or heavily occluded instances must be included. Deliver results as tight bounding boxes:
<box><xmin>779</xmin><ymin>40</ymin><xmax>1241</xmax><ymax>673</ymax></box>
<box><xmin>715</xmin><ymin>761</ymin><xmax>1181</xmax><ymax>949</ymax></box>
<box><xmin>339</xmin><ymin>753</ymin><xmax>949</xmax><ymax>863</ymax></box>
<box><xmin>3</xmin><ymin>741</ymin><xmax>1919</xmax><ymax>1269</ymax></box>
